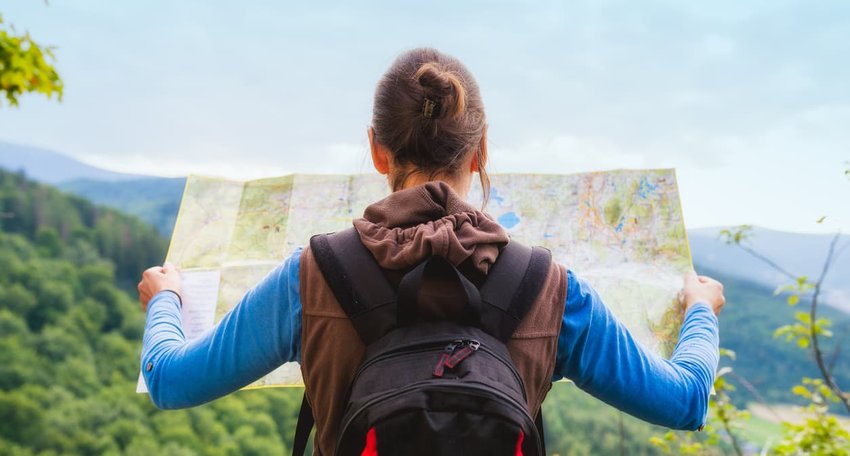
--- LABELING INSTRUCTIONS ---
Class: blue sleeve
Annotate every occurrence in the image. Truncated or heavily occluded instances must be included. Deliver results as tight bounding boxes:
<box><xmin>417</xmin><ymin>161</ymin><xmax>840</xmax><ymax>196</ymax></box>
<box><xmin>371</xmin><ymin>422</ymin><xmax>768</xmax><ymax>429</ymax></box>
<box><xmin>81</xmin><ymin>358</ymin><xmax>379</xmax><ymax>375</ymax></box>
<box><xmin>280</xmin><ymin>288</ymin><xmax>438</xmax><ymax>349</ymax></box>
<box><xmin>140</xmin><ymin>248</ymin><xmax>303</xmax><ymax>409</ymax></box>
<box><xmin>553</xmin><ymin>270</ymin><xmax>719</xmax><ymax>431</ymax></box>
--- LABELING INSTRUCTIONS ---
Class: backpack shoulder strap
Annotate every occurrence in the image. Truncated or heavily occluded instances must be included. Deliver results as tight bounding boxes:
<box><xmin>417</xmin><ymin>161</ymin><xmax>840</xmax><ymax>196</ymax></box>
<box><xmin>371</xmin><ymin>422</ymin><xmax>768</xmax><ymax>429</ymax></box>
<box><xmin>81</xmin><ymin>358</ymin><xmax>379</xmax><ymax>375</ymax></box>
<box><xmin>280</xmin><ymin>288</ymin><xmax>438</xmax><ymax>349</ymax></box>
<box><xmin>292</xmin><ymin>393</ymin><xmax>314</xmax><ymax>456</ymax></box>
<box><xmin>479</xmin><ymin>240</ymin><xmax>552</xmax><ymax>342</ymax></box>
<box><xmin>308</xmin><ymin>227</ymin><xmax>397</xmax><ymax>344</ymax></box>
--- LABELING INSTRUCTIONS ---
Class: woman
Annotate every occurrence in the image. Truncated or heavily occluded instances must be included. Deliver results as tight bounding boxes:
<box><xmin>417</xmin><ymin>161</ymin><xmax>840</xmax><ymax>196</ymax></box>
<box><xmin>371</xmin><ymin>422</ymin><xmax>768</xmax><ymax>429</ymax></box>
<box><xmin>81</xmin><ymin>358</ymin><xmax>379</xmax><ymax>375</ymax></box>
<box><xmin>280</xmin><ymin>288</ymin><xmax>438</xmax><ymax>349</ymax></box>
<box><xmin>138</xmin><ymin>48</ymin><xmax>724</xmax><ymax>455</ymax></box>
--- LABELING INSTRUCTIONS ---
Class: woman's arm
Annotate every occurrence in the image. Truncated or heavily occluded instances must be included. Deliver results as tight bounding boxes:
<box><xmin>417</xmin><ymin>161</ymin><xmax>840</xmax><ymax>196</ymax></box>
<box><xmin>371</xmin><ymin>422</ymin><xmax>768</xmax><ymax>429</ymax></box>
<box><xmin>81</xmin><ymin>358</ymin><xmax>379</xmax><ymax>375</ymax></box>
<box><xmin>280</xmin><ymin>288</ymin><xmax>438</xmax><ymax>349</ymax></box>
<box><xmin>140</xmin><ymin>249</ymin><xmax>303</xmax><ymax>409</ymax></box>
<box><xmin>552</xmin><ymin>270</ymin><xmax>720</xmax><ymax>431</ymax></box>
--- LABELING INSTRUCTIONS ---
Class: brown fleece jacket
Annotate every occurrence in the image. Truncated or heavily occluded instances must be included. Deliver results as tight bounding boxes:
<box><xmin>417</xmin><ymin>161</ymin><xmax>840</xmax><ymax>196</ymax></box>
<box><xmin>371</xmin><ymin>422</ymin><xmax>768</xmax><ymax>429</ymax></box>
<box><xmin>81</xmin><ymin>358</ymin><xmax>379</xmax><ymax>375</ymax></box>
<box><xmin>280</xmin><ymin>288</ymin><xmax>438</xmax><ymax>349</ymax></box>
<box><xmin>300</xmin><ymin>181</ymin><xmax>567</xmax><ymax>455</ymax></box>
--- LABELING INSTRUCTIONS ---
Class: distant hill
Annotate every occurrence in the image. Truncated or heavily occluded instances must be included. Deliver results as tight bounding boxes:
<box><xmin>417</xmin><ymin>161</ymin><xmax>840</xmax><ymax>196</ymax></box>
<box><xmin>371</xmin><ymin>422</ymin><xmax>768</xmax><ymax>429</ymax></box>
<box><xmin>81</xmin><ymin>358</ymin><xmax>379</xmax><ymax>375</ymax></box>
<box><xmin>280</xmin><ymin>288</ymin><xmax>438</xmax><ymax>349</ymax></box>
<box><xmin>59</xmin><ymin>178</ymin><xmax>186</xmax><ymax>237</ymax></box>
<box><xmin>4</xmin><ymin>140</ymin><xmax>848</xmax><ymax>314</ymax></box>
<box><xmin>0</xmin><ymin>141</ymin><xmax>145</xmax><ymax>184</ymax></box>
<box><xmin>690</xmin><ymin>227</ymin><xmax>850</xmax><ymax>313</ymax></box>
<box><xmin>0</xmin><ymin>141</ymin><xmax>183</xmax><ymax>236</ymax></box>
<box><xmin>0</xmin><ymin>168</ymin><xmax>167</xmax><ymax>288</ymax></box>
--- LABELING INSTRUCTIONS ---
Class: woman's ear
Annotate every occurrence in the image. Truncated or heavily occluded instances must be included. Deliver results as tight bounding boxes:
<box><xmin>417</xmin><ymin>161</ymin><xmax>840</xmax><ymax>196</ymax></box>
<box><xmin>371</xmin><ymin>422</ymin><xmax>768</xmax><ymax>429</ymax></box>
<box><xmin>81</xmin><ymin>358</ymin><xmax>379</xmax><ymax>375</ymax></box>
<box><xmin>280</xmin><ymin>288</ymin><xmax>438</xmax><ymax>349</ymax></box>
<box><xmin>471</xmin><ymin>125</ymin><xmax>488</xmax><ymax>172</ymax></box>
<box><xmin>368</xmin><ymin>127</ymin><xmax>390</xmax><ymax>175</ymax></box>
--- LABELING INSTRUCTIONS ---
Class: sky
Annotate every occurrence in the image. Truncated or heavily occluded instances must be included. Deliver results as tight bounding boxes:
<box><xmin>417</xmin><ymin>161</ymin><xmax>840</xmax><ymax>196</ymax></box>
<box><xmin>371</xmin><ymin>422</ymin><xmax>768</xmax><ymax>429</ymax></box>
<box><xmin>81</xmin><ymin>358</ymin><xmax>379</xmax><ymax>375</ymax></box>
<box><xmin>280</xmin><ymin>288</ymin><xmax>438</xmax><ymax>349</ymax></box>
<box><xmin>1</xmin><ymin>0</ymin><xmax>849</xmax><ymax>233</ymax></box>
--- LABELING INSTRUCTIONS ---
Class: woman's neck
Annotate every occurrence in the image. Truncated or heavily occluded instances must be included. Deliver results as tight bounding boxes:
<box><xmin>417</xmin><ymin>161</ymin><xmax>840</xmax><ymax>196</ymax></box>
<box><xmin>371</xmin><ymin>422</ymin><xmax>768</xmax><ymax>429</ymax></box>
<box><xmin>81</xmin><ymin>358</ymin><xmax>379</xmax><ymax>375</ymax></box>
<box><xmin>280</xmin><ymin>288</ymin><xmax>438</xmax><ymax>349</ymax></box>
<box><xmin>392</xmin><ymin>170</ymin><xmax>472</xmax><ymax>199</ymax></box>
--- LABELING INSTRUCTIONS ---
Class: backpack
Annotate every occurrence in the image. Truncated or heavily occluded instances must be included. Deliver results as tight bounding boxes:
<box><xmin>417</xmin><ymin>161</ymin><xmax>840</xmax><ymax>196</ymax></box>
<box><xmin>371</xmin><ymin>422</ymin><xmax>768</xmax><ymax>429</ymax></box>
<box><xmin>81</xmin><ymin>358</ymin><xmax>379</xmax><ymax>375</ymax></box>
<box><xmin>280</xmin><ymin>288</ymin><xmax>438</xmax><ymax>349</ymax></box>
<box><xmin>293</xmin><ymin>228</ymin><xmax>552</xmax><ymax>456</ymax></box>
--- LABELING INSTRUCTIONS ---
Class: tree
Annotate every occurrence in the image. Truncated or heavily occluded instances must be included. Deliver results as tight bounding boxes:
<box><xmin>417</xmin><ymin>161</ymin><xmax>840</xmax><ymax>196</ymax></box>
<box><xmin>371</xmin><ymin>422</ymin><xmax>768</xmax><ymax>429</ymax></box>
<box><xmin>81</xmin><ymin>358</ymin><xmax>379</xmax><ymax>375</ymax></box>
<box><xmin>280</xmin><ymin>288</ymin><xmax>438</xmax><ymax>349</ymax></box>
<box><xmin>0</xmin><ymin>12</ymin><xmax>62</xmax><ymax>107</ymax></box>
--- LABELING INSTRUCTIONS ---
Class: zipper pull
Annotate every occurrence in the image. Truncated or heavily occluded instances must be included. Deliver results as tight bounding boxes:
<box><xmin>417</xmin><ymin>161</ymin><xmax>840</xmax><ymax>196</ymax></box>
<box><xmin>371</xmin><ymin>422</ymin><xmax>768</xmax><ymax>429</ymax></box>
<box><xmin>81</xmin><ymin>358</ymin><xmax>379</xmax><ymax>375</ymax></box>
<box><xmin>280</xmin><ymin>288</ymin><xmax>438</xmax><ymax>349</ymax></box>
<box><xmin>433</xmin><ymin>353</ymin><xmax>450</xmax><ymax>378</ymax></box>
<box><xmin>445</xmin><ymin>339</ymin><xmax>463</xmax><ymax>353</ymax></box>
<box><xmin>445</xmin><ymin>340</ymin><xmax>480</xmax><ymax>369</ymax></box>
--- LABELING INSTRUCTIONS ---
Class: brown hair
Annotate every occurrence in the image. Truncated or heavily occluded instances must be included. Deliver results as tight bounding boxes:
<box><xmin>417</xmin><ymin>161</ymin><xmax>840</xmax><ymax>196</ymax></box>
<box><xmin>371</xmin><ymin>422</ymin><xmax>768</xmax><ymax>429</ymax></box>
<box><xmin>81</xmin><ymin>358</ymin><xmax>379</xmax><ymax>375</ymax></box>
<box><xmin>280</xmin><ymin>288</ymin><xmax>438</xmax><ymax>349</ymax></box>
<box><xmin>371</xmin><ymin>48</ymin><xmax>490</xmax><ymax>206</ymax></box>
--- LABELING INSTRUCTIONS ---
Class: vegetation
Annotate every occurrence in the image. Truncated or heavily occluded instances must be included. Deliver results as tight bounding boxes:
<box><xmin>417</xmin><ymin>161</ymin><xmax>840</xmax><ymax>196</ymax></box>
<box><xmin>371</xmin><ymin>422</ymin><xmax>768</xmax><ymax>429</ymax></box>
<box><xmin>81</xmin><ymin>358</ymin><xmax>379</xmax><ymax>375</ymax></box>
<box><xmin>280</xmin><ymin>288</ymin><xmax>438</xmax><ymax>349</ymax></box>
<box><xmin>0</xmin><ymin>171</ymin><xmax>305</xmax><ymax>455</ymax></box>
<box><xmin>0</xmin><ymin>13</ymin><xmax>62</xmax><ymax>106</ymax></box>
<box><xmin>58</xmin><ymin>178</ymin><xmax>186</xmax><ymax>237</ymax></box>
<box><xmin>704</xmin><ymin>267</ymin><xmax>850</xmax><ymax>408</ymax></box>
<box><xmin>656</xmin><ymin>166</ymin><xmax>850</xmax><ymax>455</ymax></box>
<box><xmin>715</xmin><ymin>220</ymin><xmax>850</xmax><ymax>454</ymax></box>
<box><xmin>0</xmin><ymin>169</ymin><xmax>167</xmax><ymax>289</ymax></box>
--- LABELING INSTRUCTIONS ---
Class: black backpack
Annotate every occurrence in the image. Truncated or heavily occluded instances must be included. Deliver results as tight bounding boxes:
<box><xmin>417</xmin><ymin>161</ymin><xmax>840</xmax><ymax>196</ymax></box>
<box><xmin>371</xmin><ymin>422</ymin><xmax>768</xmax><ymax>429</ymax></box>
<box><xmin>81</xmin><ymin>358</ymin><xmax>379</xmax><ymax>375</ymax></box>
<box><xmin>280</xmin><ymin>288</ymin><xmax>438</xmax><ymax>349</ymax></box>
<box><xmin>293</xmin><ymin>228</ymin><xmax>552</xmax><ymax>456</ymax></box>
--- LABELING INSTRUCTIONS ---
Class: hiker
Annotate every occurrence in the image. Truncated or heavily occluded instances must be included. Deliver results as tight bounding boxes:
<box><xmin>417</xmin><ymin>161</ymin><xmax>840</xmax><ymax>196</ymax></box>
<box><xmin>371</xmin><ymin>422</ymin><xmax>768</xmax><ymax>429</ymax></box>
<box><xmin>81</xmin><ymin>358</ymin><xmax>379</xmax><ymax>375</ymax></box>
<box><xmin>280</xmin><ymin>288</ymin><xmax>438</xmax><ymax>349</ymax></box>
<box><xmin>138</xmin><ymin>48</ymin><xmax>724</xmax><ymax>455</ymax></box>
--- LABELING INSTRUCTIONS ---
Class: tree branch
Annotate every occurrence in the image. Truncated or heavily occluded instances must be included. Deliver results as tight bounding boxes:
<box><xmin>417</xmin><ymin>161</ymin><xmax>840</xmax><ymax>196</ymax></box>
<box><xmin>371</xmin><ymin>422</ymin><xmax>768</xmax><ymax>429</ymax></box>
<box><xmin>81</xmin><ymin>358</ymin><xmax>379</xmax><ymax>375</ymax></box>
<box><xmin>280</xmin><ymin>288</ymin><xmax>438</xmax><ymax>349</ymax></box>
<box><xmin>727</xmin><ymin>372</ymin><xmax>783</xmax><ymax>423</ymax></box>
<box><xmin>718</xmin><ymin>410</ymin><xmax>744</xmax><ymax>456</ymax></box>
<box><xmin>809</xmin><ymin>232</ymin><xmax>850</xmax><ymax>413</ymax></box>
<box><xmin>829</xmin><ymin>333</ymin><xmax>844</xmax><ymax>372</ymax></box>
<box><xmin>736</xmin><ymin>244</ymin><xmax>798</xmax><ymax>281</ymax></box>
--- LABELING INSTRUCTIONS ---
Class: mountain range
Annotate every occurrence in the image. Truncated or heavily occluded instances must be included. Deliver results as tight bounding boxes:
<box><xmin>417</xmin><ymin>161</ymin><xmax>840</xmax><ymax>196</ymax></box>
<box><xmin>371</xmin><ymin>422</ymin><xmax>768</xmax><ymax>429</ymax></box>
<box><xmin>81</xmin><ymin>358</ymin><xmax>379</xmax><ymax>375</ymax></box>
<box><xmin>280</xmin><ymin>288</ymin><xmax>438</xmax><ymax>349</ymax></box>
<box><xmin>0</xmin><ymin>141</ymin><xmax>185</xmax><ymax>236</ymax></box>
<box><xmin>690</xmin><ymin>228</ymin><xmax>850</xmax><ymax>313</ymax></box>
<box><xmin>0</xmin><ymin>141</ymin><xmax>146</xmax><ymax>183</ymax></box>
<box><xmin>2</xmin><ymin>140</ymin><xmax>848</xmax><ymax>314</ymax></box>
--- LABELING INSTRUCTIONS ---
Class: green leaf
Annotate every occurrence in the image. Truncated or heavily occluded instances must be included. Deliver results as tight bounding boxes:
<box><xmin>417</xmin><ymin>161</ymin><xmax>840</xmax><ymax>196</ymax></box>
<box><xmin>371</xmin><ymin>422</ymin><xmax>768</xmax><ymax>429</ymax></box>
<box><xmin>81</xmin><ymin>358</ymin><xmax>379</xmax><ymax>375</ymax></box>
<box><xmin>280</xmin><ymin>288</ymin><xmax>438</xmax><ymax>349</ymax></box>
<box><xmin>774</xmin><ymin>283</ymin><xmax>795</xmax><ymax>296</ymax></box>
<box><xmin>787</xmin><ymin>294</ymin><xmax>799</xmax><ymax>306</ymax></box>
<box><xmin>816</xmin><ymin>216</ymin><xmax>826</xmax><ymax>224</ymax></box>
<box><xmin>0</xmin><ymin>17</ymin><xmax>63</xmax><ymax>107</ymax></box>
<box><xmin>792</xmin><ymin>385</ymin><xmax>811</xmax><ymax>398</ymax></box>
<box><xmin>774</xmin><ymin>325</ymin><xmax>793</xmax><ymax>339</ymax></box>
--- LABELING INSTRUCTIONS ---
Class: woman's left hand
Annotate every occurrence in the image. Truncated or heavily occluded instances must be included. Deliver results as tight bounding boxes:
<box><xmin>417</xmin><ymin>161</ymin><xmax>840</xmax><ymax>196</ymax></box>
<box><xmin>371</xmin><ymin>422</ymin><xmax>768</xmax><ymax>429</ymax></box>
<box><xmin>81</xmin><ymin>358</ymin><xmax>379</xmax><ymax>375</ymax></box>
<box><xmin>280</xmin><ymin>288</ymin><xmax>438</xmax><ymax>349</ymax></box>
<box><xmin>138</xmin><ymin>262</ymin><xmax>183</xmax><ymax>311</ymax></box>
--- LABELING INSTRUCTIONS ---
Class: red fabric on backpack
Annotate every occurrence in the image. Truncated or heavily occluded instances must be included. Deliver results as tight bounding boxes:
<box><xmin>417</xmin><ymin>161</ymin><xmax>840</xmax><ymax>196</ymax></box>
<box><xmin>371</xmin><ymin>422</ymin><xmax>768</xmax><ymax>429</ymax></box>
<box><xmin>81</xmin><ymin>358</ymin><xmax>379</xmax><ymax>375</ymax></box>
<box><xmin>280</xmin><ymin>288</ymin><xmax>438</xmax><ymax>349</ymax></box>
<box><xmin>515</xmin><ymin>430</ymin><xmax>524</xmax><ymax>456</ymax></box>
<box><xmin>360</xmin><ymin>427</ymin><xmax>378</xmax><ymax>456</ymax></box>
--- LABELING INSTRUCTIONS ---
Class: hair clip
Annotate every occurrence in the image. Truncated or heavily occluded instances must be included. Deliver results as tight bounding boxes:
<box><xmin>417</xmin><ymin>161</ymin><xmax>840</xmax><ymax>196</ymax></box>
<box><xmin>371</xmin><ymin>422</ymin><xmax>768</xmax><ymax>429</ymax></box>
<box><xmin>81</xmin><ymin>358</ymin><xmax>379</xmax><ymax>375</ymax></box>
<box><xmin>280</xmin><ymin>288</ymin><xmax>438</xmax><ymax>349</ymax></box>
<box><xmin>422</xmin><ymin>98</ymin><xmax>440</xmax><ymax>119</ymax></box>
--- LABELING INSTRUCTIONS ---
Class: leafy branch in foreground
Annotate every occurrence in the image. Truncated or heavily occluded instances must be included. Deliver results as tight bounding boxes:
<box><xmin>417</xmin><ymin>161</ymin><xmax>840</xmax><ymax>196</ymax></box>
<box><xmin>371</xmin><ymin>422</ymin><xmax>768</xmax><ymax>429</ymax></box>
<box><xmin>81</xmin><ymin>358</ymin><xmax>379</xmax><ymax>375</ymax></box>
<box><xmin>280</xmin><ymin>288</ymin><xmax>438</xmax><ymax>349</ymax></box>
<box><xmin>772</xmin><ymin>378</ymin><xmax>850</xmax><ymax>455</ymax></box>
<box><xmin>711</xmin><ymin>350</ymin><xmax>748</xmax><ymax>456</ymax></box>
<box><xmin>719</xmin><ymin>226</ymin><xmax>850</xmax><ymax>414</ymax></box>
<box><xmin>718</xmin><ymin>164</ymin><xmax>850</xmax><ymax>453</ymax></box>
<box><xmin>0</xmin><ymin>13</ymin><xmax>63</xmax><ymax>107</ymax></box>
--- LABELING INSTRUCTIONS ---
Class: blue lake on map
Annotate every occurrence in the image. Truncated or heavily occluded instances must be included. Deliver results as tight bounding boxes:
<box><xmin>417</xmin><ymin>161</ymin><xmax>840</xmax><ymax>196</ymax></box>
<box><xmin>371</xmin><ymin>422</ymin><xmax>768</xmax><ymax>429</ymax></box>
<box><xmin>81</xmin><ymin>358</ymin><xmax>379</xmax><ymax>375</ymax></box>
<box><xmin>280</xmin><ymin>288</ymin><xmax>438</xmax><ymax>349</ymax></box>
<box><xmin>497</xmin><ymin>211</ymin><xmax>521</xmax><ymax>229</ymax></box>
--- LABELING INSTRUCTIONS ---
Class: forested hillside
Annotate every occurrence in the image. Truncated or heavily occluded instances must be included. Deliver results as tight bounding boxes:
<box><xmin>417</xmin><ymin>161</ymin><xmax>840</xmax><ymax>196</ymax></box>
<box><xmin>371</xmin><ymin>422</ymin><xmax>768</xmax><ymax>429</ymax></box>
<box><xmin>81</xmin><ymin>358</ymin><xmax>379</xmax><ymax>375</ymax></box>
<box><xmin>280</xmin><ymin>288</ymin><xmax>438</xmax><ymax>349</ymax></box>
<box><xmin>0</xmin><ymin>169</ymin><xmax>305</xmax><ymax>455</ymax></box>
<box><xmin>0</xmin><ymin>169</ymin><xmax>166</xmax><ymax>288</ymax></box>
<box><xmin>58</xmin><ymin>178</ymin><xmax>185</xmax><ymax>237</ymax></box>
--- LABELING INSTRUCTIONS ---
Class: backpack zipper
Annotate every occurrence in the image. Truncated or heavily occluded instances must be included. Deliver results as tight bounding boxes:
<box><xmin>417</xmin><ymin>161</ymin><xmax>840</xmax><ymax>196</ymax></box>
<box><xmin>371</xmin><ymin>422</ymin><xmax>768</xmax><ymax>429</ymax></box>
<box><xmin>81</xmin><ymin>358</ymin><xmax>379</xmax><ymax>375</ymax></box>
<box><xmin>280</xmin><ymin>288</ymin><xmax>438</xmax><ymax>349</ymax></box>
<box><xmin>350</xmin><ymin>340</ymin><xmax>451</xmax><ymax>387</ymax></box>
<box><xmin>433</xmin><ymin>340</ymin><xmax>478</xmax><ymax>377</ymax></box>
<box><xmin>351</xmin><ymin>339</ymin><xmax>527</xmax><ymax>401</ymax></box>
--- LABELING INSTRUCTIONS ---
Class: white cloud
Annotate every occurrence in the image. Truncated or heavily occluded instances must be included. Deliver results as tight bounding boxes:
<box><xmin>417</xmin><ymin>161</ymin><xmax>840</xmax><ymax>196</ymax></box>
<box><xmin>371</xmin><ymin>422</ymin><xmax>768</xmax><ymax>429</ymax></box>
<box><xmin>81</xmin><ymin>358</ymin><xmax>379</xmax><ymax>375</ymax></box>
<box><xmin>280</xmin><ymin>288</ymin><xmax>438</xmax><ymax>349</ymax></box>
<box><xmin>77</xmin><ymin>141</ymin><xmax>372</xmax><ymax>180</ymax></box>
<box><xmin>489</xmin><ymin>135</ymin><xmax>647</xmax><ymax>174</ymax></box>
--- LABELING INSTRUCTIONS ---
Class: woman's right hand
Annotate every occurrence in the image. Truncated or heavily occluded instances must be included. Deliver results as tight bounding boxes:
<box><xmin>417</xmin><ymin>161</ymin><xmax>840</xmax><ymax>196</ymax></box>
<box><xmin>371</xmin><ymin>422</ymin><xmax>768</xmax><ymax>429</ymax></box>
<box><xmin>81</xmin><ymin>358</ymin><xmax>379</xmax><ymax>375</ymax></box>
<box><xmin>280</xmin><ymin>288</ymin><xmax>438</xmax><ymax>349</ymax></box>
<box><xmin>138</xmin><ymin>262</ymin><xmax>183</xmax><ymax>311</ymax></box>
<box><xmin>681</xmin><ymin>271</ymin><xmax>725</xmax><ymax>316</ymax></box>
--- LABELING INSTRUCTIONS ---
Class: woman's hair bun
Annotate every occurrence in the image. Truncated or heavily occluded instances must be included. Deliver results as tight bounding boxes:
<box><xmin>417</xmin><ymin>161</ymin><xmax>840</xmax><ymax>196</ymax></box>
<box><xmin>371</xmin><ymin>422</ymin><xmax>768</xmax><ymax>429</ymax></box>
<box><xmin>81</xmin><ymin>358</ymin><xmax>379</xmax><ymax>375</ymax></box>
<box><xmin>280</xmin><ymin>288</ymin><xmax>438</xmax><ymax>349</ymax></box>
<box><xmin>371</xmin><ymin>48</ymin><xmax>489</xmax><ymax>203</ymax></box>
<box><xmin>413</xmin><ymin>62</ymin><xmax>466</xmax><ymax>120</ymax></box>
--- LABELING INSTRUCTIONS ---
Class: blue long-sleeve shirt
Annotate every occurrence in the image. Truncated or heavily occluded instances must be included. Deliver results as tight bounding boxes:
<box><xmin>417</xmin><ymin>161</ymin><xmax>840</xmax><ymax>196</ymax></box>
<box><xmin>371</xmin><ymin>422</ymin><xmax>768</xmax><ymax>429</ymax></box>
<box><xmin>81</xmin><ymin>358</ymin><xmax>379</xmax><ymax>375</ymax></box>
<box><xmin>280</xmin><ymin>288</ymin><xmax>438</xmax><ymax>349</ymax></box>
<box><xmin>141</xmin><ymin>249</ymin><xmax>719</xmax><ymax>431</ymax></box>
